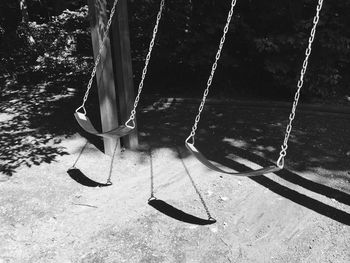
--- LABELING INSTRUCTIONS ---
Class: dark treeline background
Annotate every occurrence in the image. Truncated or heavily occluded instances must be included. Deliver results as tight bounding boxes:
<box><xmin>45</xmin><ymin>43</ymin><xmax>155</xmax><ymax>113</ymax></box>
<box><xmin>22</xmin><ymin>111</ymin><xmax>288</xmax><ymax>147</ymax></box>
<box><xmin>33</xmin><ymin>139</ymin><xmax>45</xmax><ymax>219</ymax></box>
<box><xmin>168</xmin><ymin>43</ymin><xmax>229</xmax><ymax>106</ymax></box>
<box><xmin>1</xmin><ymin>0</ymin><xmax>349</xmax><ymax>102</ymax></box>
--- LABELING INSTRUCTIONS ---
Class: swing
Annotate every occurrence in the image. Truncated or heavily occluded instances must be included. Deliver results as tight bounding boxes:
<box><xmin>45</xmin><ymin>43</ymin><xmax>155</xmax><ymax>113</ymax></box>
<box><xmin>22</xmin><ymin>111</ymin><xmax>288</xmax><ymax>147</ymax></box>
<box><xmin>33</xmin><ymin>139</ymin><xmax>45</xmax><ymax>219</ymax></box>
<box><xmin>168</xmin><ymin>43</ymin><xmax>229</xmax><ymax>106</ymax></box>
<box><xmin>186</xmin><ymin>0</ymin><xmax>324</xmax><ymax>176</ymax></box>
<box><xmin>75</xmin><ymin>0</ymin><xmax>165</xmax><ymax>138</ymax></box>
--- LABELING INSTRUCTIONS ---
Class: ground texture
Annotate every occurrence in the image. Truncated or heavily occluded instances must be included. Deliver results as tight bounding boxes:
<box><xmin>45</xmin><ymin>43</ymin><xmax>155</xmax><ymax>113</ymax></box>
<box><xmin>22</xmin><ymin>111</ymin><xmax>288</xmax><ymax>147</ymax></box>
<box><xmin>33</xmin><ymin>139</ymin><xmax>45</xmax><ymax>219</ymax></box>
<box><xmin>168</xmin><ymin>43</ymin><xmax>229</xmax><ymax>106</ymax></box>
<box><xmin>1</xmin><ymin>101</ymin><xmax>350</xmax><ymax>263</ymax></box>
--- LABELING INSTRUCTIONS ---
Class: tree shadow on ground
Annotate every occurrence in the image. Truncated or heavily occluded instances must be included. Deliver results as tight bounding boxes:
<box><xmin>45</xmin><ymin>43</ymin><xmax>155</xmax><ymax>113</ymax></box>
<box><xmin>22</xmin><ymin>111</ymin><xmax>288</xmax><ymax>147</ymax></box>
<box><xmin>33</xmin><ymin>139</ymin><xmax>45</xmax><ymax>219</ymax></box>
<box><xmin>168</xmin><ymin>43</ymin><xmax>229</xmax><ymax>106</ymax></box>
<box><xmin>137</xmin><ymin>99</ymin><xmax>350</xmax><ymax>225</ymax></box>
<box><xmin>196</xmin><ymin>141</ymin><xmax>350</xmax><ymax>225</ymax></box>
<box><xmin>0</xmin><ymin>52</ymin><xmax>103</xmax><ymax>176</ymax></box>
<box><xmin>138</xmin><ymin>99</ymin><xmax>350</xmax><ymax>186</ymax></box>
<box><xmin>0</xmin><ymin>5</ymin><xmax>105</xmax><ymax>177</ymax></box>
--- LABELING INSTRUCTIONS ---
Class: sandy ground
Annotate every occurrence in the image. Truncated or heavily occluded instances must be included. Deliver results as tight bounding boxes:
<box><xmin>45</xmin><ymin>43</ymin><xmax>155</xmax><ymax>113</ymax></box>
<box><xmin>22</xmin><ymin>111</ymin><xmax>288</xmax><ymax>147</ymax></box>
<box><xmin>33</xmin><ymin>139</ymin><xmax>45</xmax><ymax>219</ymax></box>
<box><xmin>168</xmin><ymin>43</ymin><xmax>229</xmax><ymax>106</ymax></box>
<box><xmin>1</xmin><ymin>103</ymin><xmax>350</xmax><ymax>262</ymax></box>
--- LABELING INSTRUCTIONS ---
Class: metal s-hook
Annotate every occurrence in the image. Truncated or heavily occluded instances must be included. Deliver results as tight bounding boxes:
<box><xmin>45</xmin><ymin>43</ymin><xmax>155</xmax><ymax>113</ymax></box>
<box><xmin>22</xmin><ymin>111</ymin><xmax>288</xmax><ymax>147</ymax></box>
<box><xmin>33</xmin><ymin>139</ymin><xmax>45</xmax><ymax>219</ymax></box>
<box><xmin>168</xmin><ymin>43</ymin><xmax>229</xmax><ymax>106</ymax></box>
<box><xmin>276</xmin><ymin>155</ymin><xmax>284</xmax><ymax>169</ymax></box>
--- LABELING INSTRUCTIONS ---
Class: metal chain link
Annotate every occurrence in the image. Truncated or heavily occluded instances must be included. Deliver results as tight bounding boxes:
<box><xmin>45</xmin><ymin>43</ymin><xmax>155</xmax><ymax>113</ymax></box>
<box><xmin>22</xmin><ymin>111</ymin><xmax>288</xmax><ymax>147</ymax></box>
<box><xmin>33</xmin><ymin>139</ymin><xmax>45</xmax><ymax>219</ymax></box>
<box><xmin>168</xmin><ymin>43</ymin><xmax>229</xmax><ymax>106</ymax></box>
<box><xmin>125</xmin><ymin>0</ymin><xmax>165</xmax><ymax>128</ymax></box>
<box><xmin>106</xmin><ymin>139</ymin><xmax>119</xmax><ymax>185</ymax></box>
<box><xmin>176</xmin><ymin>147</ymin><xmax>214</xmax><ymax>221</ymax></box>
<box><xmin>277</xmin><ymin>0</ymin><xmax>324</xmax><ymax>168</ymax></box>
<box><xmin>70</xmin><ymin>140</ymin><xmax>89</xmax><ymax>169</ymax></box>
<box><xmin>76</xmin><ymin>0</ymin><xmax>119</xmax><ymax>115</ymax></box>
<box><xmin>186</xmin><ymin>0</ymin><xmax>237</xmax><ymax>144</ymax></box>
<box><xmin>148</xmin><ymin>149</ymin><xmax>156</xmax><ymax>201</ymax></box>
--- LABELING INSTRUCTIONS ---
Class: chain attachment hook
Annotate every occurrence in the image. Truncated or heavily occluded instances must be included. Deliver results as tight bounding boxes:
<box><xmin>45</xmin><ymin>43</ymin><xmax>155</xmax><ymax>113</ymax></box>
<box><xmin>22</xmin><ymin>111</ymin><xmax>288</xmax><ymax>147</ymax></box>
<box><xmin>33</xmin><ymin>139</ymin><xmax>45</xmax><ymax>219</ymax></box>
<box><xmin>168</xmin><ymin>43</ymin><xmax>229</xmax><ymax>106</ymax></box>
<box><xmin>185</xmin><ymin>134</ymin><xmax>195</xmax><ymax>145</ymax></box>
<box><xmin>75</xmin><ymin>105</ymin><xmax>87</xmax><ymax>115</ymax></box>
<box><xmin>125</xmin><ymin>118</ymin><xmax>136</xmax><ymax>129</ymax></box>
<box><xmin>106</xmin><ymin>178</ymin><xmax>113</xmax><ymax>185</ymax></box>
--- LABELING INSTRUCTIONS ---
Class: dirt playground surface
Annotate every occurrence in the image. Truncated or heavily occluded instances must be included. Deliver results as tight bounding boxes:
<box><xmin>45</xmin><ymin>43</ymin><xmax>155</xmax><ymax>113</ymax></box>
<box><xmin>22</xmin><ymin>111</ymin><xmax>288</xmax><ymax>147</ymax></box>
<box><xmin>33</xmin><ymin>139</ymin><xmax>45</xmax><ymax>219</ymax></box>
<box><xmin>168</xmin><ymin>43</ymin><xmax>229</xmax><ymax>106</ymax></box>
<box><xmin>1</xmin><ymin>102</ymin><xmax>350</xmax><ymax>262</ymax></box>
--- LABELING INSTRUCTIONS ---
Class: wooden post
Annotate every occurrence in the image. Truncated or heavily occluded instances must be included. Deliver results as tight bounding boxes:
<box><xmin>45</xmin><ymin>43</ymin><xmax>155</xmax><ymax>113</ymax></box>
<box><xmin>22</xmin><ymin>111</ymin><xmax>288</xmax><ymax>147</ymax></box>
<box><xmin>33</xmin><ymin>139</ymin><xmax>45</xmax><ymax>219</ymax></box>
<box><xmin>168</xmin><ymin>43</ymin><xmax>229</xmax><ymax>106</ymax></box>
<box><xmin>87</xmin><ymin>0</ymin><xmax>120</xmax><ymax>155</ymax></box>
<box><xmin>111</xmin><ymin>0</ymin><xmax>138</xmax><ymax>149</ymax></box>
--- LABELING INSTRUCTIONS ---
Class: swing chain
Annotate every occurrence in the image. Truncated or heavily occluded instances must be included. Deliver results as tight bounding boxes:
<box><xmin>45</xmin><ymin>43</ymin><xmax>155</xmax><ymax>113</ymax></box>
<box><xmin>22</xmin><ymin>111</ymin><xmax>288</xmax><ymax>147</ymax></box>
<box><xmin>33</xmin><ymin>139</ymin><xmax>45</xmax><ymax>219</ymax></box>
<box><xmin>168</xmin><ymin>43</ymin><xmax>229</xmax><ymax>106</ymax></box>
<box><xmin>277</xmin><ymin>0</ymin><xmax>324</xmax><ymax>168</ymax></box>
<box><xmin>125</xmin><ymin>0</ymin><xmax>165</xmax><ymax>129</ymax></box>
<box><xmin>187</xmin><ymin>0</ymin><xmax>237</xmax><ymax>141</ymax></box>
<box><xmin>76</xmin><ymin>0</ymin><xmax>119</xmax><ymax>115</ymax></box>
<box><xmin>106</xmin><ymin>140</ymin><xmax>120</xmax><ymax>185</ymax></box>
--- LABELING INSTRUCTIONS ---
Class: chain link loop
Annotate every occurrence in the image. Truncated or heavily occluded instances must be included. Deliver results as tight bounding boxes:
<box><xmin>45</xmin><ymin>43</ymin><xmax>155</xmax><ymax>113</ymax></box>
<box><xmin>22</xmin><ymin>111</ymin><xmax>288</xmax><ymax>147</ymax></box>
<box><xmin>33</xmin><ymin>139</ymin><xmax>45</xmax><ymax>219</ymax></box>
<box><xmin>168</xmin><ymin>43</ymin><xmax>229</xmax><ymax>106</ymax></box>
<box><xmin>277</xmin><ymin>0</ymin><xmax>324</xmax><ymax>168</ymax></box>
<box><xmin>76</xmin><ymin>0</ymin><xmax>119</xmax><ymax>114</ymax></box>
<box><xmin>187</xmin><ymin>0</ymin><xmax>237</xmax><ymax>141</ymax></box>
<box><xmin>125</xmin><ymin>0</ymin><xmax>165</xmax><ymax>128</ymax></box>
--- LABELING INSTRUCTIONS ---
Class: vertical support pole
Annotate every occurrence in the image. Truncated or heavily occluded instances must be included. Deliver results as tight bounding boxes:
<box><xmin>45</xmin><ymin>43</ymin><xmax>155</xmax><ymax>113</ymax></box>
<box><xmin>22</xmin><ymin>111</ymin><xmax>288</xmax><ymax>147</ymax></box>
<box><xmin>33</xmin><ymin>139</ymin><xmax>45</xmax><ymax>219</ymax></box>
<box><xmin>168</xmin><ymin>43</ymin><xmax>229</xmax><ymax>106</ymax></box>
<box><xmin>111</xmin><ymin>0</ymin><xmax>138</xmax><ymax>149</ymax></box>
<box><xmin>87</xmin><ymin>0</ymin><xmax>120</xmax><ymax>155</ymax></box>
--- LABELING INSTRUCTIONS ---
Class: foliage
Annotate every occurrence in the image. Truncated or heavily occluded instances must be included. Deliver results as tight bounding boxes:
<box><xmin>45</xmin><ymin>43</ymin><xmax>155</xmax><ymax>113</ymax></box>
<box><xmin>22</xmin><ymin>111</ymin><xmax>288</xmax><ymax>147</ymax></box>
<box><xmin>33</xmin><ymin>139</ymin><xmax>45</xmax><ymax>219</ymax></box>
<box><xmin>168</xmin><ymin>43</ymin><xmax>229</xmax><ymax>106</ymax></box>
<box><xmin>1</xmin><ymin>0</ymin><xmax>349</xmax><ymax>100</ymax></box>
<box><xmin>129</xmin><ymin>0</ymin><xmax>350</xmax><ymax>100</ymax></box>
<box><xmin>1</xmin><ymin>6</ymin><xmax>91</xmax><ymax>76</ymax></box>
<box><xmin>0</xmin><ymin>5</ymin><xmax>93</xmax><ymax>176</ymax></box>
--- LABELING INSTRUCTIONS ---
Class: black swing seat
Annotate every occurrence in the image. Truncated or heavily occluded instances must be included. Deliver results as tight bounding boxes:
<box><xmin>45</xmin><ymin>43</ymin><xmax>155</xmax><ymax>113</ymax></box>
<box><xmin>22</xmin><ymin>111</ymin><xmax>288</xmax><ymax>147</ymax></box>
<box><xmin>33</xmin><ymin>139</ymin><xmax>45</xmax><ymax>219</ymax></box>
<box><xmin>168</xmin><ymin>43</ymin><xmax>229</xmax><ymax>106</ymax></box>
<box><xmin>185</xmin><ymin>142</ymin><xmax>281</xmax><ymax>177</ymax></box>
<box><xmin>74</xmin><ymin>112</ymin><xmax>134</xmax><ymax>138</ymax></box>
<box><xmin>67</xmin><ymin>168</ymin><xmax>112</xmax><ymax>187</ymax></box>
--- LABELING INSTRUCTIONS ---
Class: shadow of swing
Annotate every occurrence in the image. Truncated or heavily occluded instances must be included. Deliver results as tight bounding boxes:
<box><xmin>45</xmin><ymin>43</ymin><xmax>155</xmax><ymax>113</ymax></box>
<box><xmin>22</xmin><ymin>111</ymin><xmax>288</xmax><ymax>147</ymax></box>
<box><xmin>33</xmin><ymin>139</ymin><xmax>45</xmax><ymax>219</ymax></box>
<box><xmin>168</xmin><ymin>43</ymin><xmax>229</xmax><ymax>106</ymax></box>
<box><xmin>148</xmin><ymin>198</ymin><xmax>216</xmax><ymax>225</ymax></box>
<box><xmin>147</xmin><ymin>148</ymin><xmax>216</xmax><ymax>225</ymax></box>
<box><xmin>275</xmin><ymin>168</ymin><xmax>350</xmax><ymax>207</ymax></box>
<box><xmin>67</xmin><ymin>168</ymin><xmax>112</xmax><ymax>187</ymax></box>
<box><xmin>66</xmin><ymin>139</ymin><xmax>118</xmax><ymax>187</ymax></box>
<box><xmin>213</xmin><ymin>145</ymin><xmax>350</xmax><ymax>207</ymax></box>
<box><xmin>251</xmin><ymin>175</ymin><xmax>350</xmax><ymax>226</ymax></box>
<box><xmin>200</xmin><ymin>144</ymin><xmax>350</xmax><ymax>226</ymax></box>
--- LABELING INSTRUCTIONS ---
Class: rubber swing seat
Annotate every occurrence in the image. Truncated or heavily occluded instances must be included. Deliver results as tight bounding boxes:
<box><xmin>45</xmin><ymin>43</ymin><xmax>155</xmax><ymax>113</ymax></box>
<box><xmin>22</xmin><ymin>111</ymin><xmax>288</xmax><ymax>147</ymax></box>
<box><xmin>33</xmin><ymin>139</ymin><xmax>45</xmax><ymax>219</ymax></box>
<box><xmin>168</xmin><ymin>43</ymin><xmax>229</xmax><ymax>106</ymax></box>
<box><xmin>185</xmin><ymin>141</ymin><xmax>280</xmax><ymax>177</ymax></box>
<box><xmin>74</xmin><ymin>112</ymin><xmax>134</xmax><ymax>138</ymax></box>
